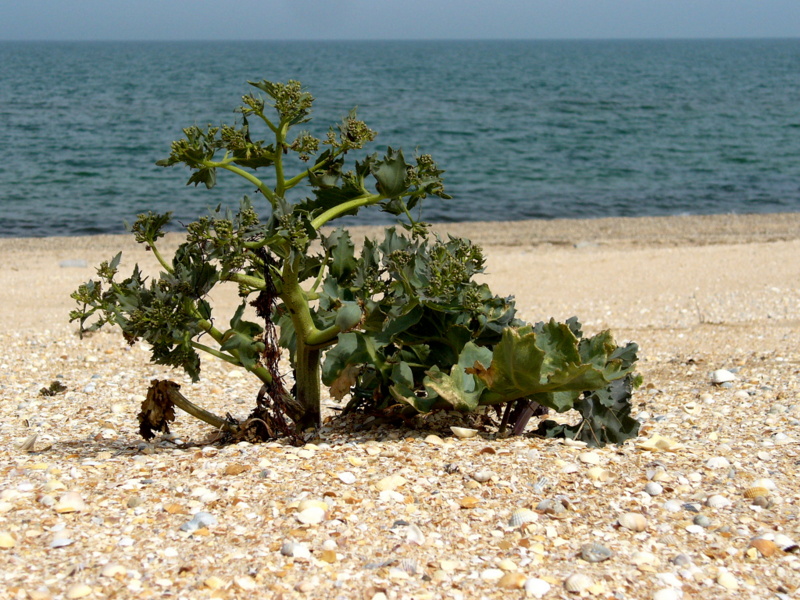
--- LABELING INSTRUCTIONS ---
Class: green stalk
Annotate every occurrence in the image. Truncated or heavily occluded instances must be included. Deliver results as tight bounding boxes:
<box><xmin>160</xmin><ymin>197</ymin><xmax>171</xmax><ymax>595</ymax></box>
<box><xmin>274</xmin><ymin>122</ymin><xmax>288</xmax><ymax>197</ymax></box>
<box><xmin>202</xmin><ymin>160</ymin><xmax>276</xmax><ymax>206</ymax></box>
<box><xmin>148</xmin><ymin>241</ymin><xmax>174</xmax><ymax>274</ymax></box>
<box><xmin>311</xmin><ymin>192</ymin><xmax>384</xmax><ymax>230</ymax></box>
<box><xmin>191</xmin><ymin>342</ymin><xmax>240</xmax><ymax>366</ymax></box>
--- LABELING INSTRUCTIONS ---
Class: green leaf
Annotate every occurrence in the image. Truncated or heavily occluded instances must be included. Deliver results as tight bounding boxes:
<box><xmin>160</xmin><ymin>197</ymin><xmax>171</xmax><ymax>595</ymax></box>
<box><xmin>372</xmin><ymin>147</ymin><xmax>408</xmax><ymax>198</ymax></box>
<box><xmin>422</xmin><ymin>342</ymin><xmax>492</xmax><ymax>412</ymax></box>
<box><xmin>478</xmin><ymin>322</ymin><xmax>632</xmax><ymax>406</ymax></box>
<box><xmin>323</xmin><ymin>228</ymin><xmax>357</xmax><ymax>281</ymax></box>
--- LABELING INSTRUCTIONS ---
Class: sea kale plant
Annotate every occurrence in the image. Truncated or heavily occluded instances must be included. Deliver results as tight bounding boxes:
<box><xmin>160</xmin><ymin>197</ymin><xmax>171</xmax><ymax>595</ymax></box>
<box><xmin>71</xmin><ymin>79</ymin><xmax>641</xmax><ymax>446</ymax></box>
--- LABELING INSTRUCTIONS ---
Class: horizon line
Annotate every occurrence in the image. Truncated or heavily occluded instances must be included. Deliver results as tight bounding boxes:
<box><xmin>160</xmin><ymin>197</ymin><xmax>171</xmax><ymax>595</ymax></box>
<box><xmin>2</xmin><ymin>35</ymin><xmax>799</xmax><ymax>44</ymax></box>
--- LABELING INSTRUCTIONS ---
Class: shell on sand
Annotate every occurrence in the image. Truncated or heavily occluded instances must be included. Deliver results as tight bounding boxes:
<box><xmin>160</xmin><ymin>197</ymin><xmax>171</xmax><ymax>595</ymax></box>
<box><xmin>450</xmin><ymin>426</ymin><xmax>479</xmax><ymax>439</ymax></box>
<box><xmin>617</xmin><ymin>512</ymin><xmax>647</xmax><ymax>532</ymax></box>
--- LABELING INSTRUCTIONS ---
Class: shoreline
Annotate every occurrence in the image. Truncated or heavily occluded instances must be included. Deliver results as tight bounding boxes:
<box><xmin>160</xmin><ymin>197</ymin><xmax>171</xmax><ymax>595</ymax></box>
<box><xmin>2</xmin><ymin>212</ymin><xmax>800</xmax><ymax>254</ymax></box>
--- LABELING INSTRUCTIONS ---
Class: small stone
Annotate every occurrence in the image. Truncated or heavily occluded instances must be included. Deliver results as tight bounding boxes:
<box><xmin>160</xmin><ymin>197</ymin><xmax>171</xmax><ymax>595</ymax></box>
<box><xmin>54</xmin><ymin>492</ymin><xmax>87</xmax><ymax>513</ymax></box>
<box><xmin>280</xmin><ymin>541</ymin><xmax>311</xmax><ymax>560</ymax></box>
<box><xmin>710</xmin><ymin>369</ymin><xmax>736</xmax><ymax>384</ymax></box>
<box><xmin>693</xmin><ymin>514</ymin><xmax>712</xmax><ymax>528</ymax></box>
<box><xmin>126</xmin><ymin>496</ymin><xmax>143</xmax><ymax>508</ymax></box>
<box><xmin>580</xmin><ymin>542</ymin><xmax>613</xmax><ymax>563</ymax></box>
<box><xmin>180</xmin><ymin>511</ymin><xmax>217</xmax><ymax>532</ymax></box>
<box><xmin>65</xmin><ymin>584</ymin><xmax>92</xmax><ymax>599</ymax></box>
<box><xmin>644</xmin><ymin>482</ymin><xmax>663</xmax><ymax>496</ymax></box>
<box><xmin>524</xmin><ymin>577</ymin><xmax>551</xmax><ymax>598</ymax></box>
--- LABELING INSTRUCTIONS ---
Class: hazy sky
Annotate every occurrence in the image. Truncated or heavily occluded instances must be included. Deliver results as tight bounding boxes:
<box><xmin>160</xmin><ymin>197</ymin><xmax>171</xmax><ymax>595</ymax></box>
<box><xmin>1</xmin><ymin>0</ymin><xmax>798</xmax><ymax>41</ymax></box>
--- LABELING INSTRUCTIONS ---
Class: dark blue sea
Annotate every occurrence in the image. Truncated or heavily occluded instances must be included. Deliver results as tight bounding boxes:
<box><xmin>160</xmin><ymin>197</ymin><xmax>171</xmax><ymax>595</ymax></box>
<box><xmin>1</xmin><ymin>39</ymin><xmax>799</xmax><ymax>237</ymax></box>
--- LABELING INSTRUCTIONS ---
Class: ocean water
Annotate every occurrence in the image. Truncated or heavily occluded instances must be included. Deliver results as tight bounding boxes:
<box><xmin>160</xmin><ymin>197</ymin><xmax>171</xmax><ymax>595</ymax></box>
<box><xmin>1</xmin><ymin>39</ymin><xmax>799</xmax><ymax>237</ymax></box>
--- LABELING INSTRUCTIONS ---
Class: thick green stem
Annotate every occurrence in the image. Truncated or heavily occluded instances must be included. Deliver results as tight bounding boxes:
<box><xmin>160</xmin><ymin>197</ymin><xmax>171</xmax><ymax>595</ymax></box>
<box><xmin>148</xmin><ymin>241</ymin><xmax>173</xmax><ymax>274</ymax></box>
<box><xmin>202</xmin><ymin>160</ymin><xmax>276</xmax><ymax>206</ymax></box>
<box><xmin>311</xmin><ymin>192</ymin><xmax>384</xmax><ymax>230</ymax></box>
<box><xmin>294</xmin><ymin>340</ymin><xmax>322</xmax><ymax>430</ymax></box>
<box><xmin>275</xmin><ymin>122</ymin><xmax>288</xmax><ymax>197</ymax></box>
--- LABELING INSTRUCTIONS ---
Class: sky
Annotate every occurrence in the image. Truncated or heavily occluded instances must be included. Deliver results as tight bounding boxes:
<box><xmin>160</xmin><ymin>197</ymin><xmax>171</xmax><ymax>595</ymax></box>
<box><xmin>1</xmin><ymin>0</ymin><xmax>798</xmax><ymax>41</ymax></box>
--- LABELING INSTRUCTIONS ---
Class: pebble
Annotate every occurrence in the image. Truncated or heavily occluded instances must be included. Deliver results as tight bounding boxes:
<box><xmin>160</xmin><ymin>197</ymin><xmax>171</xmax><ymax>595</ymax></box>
<box><xmin>280</xmin><ymin>541</ymin><xmax>311</xmax><ymax>560</ymax></box>
<box><xmin>180</xmin><ymin>511</ymin><xmax>217</xmax><ymax>532</ymax></box>
<box><xmin>710</xmin><ymin>369</ymin><xmax>737</xmax><ymax>384</ymax></box>
<box><xmin>524</xmin><ymin>577</ymin><xmax>551</xmax><ymax>598</ymax></box>
<box><xmin>644</xmin><ymin>482</ymin><xmax>663</xmax><ymax>496</ymax></box>
<box><xmin>480</xmin><ymin>568</ymin><xmax>504</xmax><ymax>582</ymax></box>
<box><xmin>580</xmin><ymin>542</ymin><xmax>613</xmax><ymax>563</ymax></box>
<box><xmin>693</xmin><ymin>515</ymin><xmax>712</xmax><ymax>528</ymax></box>
<box><xmin>471</xmin><ymin>470</ymin><xmax>494</xmax><ymax>483</ymax></box>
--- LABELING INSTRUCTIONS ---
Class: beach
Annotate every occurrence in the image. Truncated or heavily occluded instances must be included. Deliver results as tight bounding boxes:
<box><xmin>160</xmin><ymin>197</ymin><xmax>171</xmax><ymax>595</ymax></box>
<box><xmin>1</xmin><ymin>212</ymin><xmax>800</xmax><ymax>598</ymax></box>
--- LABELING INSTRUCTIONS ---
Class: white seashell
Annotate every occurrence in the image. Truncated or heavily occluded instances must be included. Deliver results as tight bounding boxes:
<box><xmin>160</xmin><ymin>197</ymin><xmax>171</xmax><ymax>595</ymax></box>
<box><xmin>509</xmin><ymin>508</ymin><xmax>538</xmax><ymax>527</ymax></box>
<box><xmin>562</xmin><ymin>438</ymin><xmax>587</xmax><ymax>447</ymax></box>
<box><xmin>704</xmin><ymin>456</ymin><xmax>730</xmax><ymax>469</ymax></box>
<box><xmin>705</xmin><ymin>494</ymin><xmax>732</xmax><ymax>509</ymax></box>
<box><xmin>101</xmin><ymin>564</ymin><xmax>127</xmax><ymax>577</ymax></box>
<box><xmin>450</xmin><ymin>426</ymin><xmax>478</xmax><ymax>439</ymax></box>
<box><xmin>586</xmin><ymin>466</ymin><xmax>613</xmax><ymax>482</ymax></box>
<box><xmin>398</xmin><ymin>558</ymin><xmax>417</xmax><ymax>574</ymax></box>
<box><xmin>65</xmin><ymin>584</ymin><xmax>93</xmax><ymax>599</ymax></box>
<box><xmin>716</xmin><ymin>569</ymin><xmax>739</xmax><ymax>591</ymax></box>
<box><xmin>710</xmin><ymin>369</ymin><xmax>736</xmax><ymax>384</ymax></box>
<box><xmin>471</xmin><ymin>470</ymin><xmax>495</xmax><ymax>483</ymax></box>
<box><xmin>375</xmin><ymin>475</ymin><xmax>407</xmax><ymax>492</ymax></box>
<box><xmin>406</xmin><ymin>523</ymin><xmax>425</xmax><ymax>545</ymax></box>
<box><xmin>637</xmin><ymin>434</ymin><xmax>683</xmax><ymax>452</ymax></box>
<box><xmin>774</xmin><ymin>534</ymin><xmax>798</xmax><ymax>551</ymax></box>
<box><xmin>524</xmin><ymin>577</ymin><xmax>551</xmax><ymax>598</ymax></box>
<box><xmin>578</xmin><ymin>451</ymin><xmax>602</xmax><ymax>465</ymax></box>
<box><xmin>297</xmin><ymin>499</ymin><xmax>329</xmax><ymax>512</ymax></box>
<box><xmin>564</xmin><ymin>573</ymin><xmax>593</xmax><ymax>593</ymax></box>
<box><xmin>630</xmin><ymin>551</ymin><xmax>657</xmax><ymax>566</ymax></box>
<box><xmin>617</xmin><ymin>512</ymin><xmax>647</xmax><ymax>532</ymax></box>
<box><xmin>580</xmin><ymin>542</ymin><xmax>613</xmax><ymax>563</ymax></box>
<box><xmin>54</xmin><ymin>491</ymin><xmax>87</xmax><ymax>514</ymax></box>
<box><xmin>337</xmin><ymin>471</ymin><xmax>356</xmax><ymax>484</ymax></box>
<box><xmin>653</xmin><ymin>588</ymin><xmax>681</xmax><ymax>600</ymax></box>
<box><xmin>480</xmin><ymin>568</ymin><xmax>504</xmax><ymax>582</ymax></box>
<box><xmin>683</xmin><ymin>402</ymin><xmax>701</xmax><ymax>415</ymax></box>
<box><xmin>752</xmin><ymin>478</ymin><xmax>777</xmax><ymax>490</ymax></box>
<box><xmin>295</xmin><ymin>506</ymin><xmax>325</xmax><ymax>525</ymax></box>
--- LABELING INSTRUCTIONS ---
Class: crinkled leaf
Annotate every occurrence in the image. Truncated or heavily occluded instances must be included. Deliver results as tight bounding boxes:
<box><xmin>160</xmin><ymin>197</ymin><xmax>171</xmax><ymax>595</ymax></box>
<box><xmin>478</xmin><ymin>322</ymin><xmax>632</xmax><ymax>406</ymax></box>
<box><xmin>422</xmin><ymin>342</ymin><xmax>492</xmax><ymax>412</ymax></box>
<box><xmin>372</xmin><ymin>147</ymin><xmax>408</xmax><ymax>198</ymax></box>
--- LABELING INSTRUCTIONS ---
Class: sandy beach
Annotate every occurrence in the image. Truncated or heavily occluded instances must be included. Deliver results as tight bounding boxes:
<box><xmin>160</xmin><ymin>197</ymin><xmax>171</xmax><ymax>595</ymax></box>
<box><xmin>1</xmin><ymin>213</ymin><xmax>800</xmax><ymax>599</ymax></box>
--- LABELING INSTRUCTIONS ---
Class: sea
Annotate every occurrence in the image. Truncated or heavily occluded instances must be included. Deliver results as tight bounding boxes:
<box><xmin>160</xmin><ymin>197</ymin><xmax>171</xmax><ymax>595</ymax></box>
<box><xmin>1</xmin><ymin>39</ymin><xmax>799</xmax><ymax>237</ymax></box>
